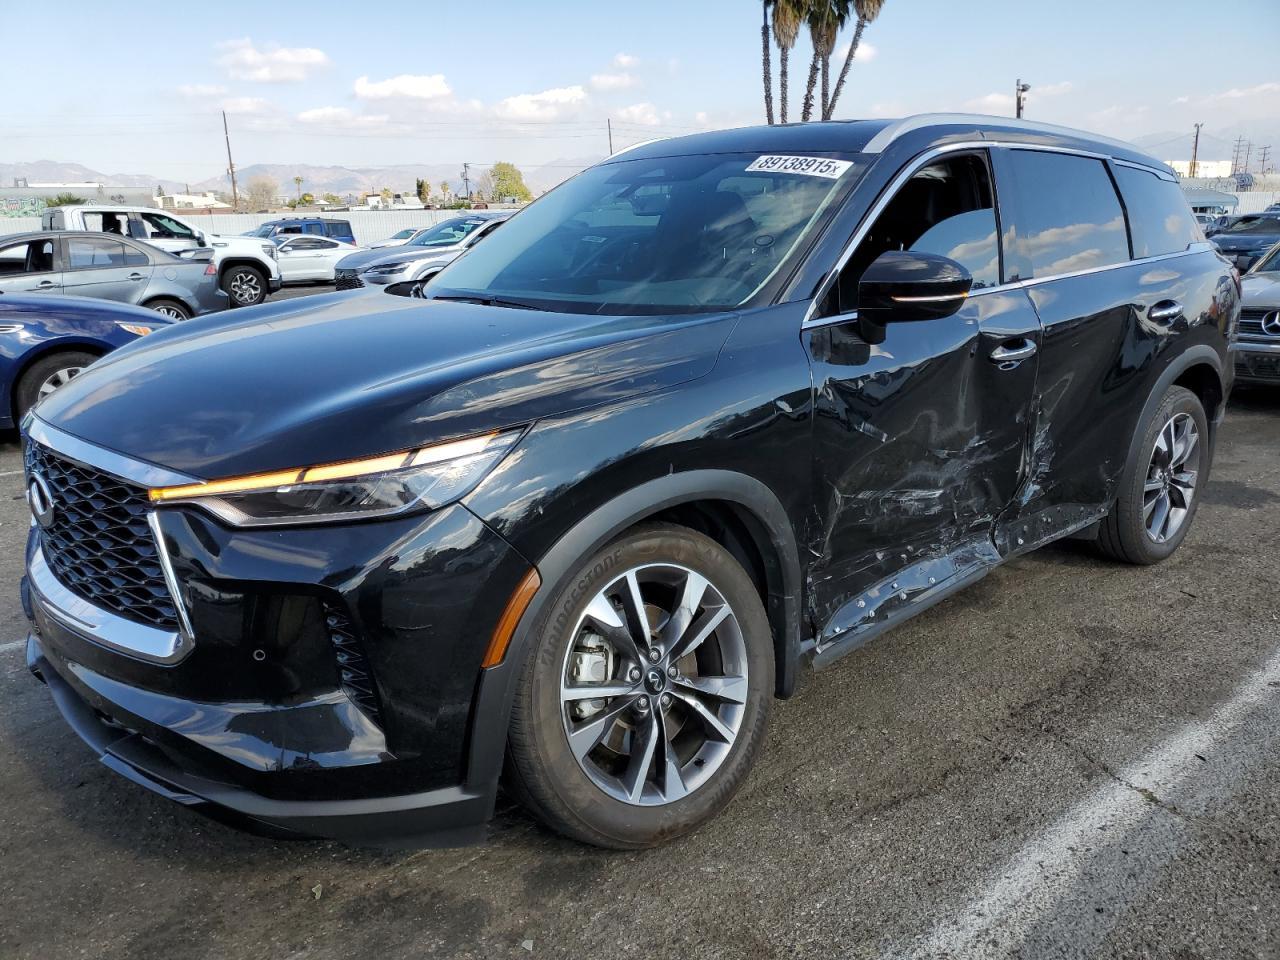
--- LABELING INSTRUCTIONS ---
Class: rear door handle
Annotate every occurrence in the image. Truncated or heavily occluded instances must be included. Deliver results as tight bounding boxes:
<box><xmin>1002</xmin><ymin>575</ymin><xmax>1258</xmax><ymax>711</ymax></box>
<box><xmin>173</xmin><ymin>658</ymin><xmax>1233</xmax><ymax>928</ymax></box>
<box><xmin>1148</xmin><ymin>300</ymin><xmax>1183</xmax><ymax>324</ymax></box>
<box><xmin>989</xmin><ymin>339</ymin><xmax>1037</xmax><ymax>364</ymax></box>
<box><xmin>31</xmin><ymin>280</ymin><xmax>55</xmax><ymax>289</ymax></box>
<box><xmin>127</xmin><ymin>273</ymin><xmax>146</xmax><ymax>281</ymax></box>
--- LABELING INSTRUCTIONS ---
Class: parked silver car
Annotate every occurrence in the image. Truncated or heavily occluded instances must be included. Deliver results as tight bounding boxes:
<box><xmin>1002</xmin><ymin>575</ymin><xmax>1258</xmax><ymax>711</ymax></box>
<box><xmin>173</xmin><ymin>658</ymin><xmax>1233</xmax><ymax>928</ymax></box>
<box><xmin>0</xmin><ymin>231</ymin><xmax>227</xmax><ymax>318</ymax></box>
<box><xmin>1235</xmin><ymin>240</ymin><xmax>1280</xmax><ymax>385</ymax></box>
<box><xmin>334</xmin><ymin>212</ymin><xmax>511</xmax><ymax>290</ymax></box>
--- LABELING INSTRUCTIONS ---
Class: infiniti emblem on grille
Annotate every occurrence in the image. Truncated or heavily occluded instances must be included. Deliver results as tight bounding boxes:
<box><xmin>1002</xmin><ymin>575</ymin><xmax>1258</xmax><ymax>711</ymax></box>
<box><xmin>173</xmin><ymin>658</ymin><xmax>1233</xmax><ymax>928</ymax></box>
<box><xmin>27</xmin><ymin>472</ymin><xmax>54</xmax><ymax>528</ymax></box>
<box><xmin>1262</xmin><ymin>311</ymin><xmax>1280</xmax><ymax>337</ymax></box>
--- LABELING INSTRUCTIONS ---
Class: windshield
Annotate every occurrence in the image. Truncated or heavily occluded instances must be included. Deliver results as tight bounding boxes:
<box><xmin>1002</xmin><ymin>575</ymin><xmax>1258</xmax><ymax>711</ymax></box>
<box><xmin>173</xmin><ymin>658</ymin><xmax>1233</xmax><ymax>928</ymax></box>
<box><xmin>429</xmin><ymin>151</ymin><xmax>867</xmax><ymax>314</ymax></box>
<box><xmin>409</xmin><ymin>218</ymin><xmax>491</xmax><ymax>247</ymax></box>
<box><xmin>1223</xmin><ymin>216</ymin><xmax>1280</xmax><ymax>235</ymax></box>
<box><xmin>1250</xmin><ymin>243</ymin><xmax>1280</xmax><ymax>273</ymax></box>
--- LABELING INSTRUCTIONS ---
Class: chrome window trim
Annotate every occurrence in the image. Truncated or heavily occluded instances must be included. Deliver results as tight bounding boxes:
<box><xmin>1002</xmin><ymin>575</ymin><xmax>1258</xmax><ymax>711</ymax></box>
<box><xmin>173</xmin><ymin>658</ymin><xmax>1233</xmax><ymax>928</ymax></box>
<box><xmin>801</xmin><ymin>135</ymin><xmax>1214</xmax><ymax>328</ymax></box>
<box><xmin>26</xmin><ymin>415</ymin><xmax>202</xmax><ymax>489</ymax></box>
<box><xmin>27</xmin><ymin>541</ymin><xmax>192</xmax><ymax>664</ymax></box>
<box><xmin>861</xmin><ymin>113</ymin><xmax>1156</xmax><ymax>160</ymax></box>
<box><xmin>1112</xmin><ymin>157</ymin><xmax>1179</xmax><ymax>182</ymax></box>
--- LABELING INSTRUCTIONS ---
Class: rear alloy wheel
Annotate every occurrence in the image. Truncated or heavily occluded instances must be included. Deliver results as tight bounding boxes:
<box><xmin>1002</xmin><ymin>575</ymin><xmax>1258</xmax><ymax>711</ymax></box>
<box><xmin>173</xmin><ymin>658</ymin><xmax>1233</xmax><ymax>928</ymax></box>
<box><xmin>222</xmin><ymin>265</ymin><xmax>267</xmax><ymax>307</ymax></box>
<box><xmin>146</xmin><ymin>298</ymin><xmax>190</xmax><ymax>320</ymax></box>
<box><xmin>506</xmin><ymin>523</ymin><xmax>772</xmax><ymax>848</ymax></box>
<box><xmin>1098</xmin><ymin>385</ymin><xmax>1208</xmax><ymax>564</ymax></box>
<box><xmin>14</xmin><ymin>351</ymin><xmax>97</xmax><ymax>419</ymax></box>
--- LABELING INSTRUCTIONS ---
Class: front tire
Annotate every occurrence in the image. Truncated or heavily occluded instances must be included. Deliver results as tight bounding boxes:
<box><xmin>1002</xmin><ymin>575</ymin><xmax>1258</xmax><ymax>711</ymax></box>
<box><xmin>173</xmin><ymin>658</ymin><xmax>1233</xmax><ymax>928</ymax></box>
<box><xmin>1097</xmin><ymin>385</ymin><xmax>1208</xmax><ymax>564</ymax></box>
<box><xmin>221</xmin><ymin>265</ymin><xmax>267</xmax><ymax>307</ymax></box>
<box><xmin>14</xmin><ymin>351</ymin><xmax>97</xmax><ymax>420</ymax></box>
<box><xmin>506</xmin><ymin>523</ymin><xmax>773</xmax><ymax>848</ymax></box>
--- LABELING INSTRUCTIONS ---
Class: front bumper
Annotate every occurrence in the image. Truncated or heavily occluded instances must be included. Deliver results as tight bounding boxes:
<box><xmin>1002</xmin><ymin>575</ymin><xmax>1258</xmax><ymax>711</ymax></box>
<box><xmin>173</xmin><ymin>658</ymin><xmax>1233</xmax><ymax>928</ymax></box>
<box><xmin>1231</xmin><ymin>341</ymin><xmax>1280</xmax><ymax>384</ymax></box>
<box><xmin>22</xmin><ymin>498</ymin><xmax>534</xmax><ymax>845</ymax></box>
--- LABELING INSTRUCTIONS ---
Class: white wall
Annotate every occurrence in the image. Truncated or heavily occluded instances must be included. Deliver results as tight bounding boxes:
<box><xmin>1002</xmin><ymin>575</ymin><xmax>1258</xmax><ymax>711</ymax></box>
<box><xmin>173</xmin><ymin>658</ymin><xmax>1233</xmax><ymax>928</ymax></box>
<box><xmin>0</xmin><ymin>208</ymin><xmax>518</xmax><ymax>247</ymax></box>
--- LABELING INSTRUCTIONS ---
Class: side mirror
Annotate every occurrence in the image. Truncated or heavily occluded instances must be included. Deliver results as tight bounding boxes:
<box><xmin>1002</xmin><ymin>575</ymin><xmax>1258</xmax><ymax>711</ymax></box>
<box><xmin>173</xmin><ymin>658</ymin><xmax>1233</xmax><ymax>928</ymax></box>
<box><xmin>857</xmin><ymin>250</ymin><xmax>973</xmax><ymax>325</ymax></box>
<box><xmin>195</xmin><ymin>231</ymin><xmax>207</xmax><ymax>246</ymax></box>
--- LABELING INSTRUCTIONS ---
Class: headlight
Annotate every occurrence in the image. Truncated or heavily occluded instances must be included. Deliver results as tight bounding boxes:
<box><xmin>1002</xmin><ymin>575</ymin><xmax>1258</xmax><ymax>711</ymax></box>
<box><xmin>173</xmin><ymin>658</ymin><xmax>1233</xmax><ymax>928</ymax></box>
<box><xmin>262</xmin><ymin>243</ymin><xmax>278</xmax><ymax>260</ymax></box>
<box><xmin>364</xmin><ymin>261</ymin><xmax>413</xmax><ymax>276</ymax></box>
<box><xmin>149</xmin><ymin>430</ymin><xmax>521</xmax><ymax>527</ymax></box>
<box><xmin>117</xmin><ymin>322</ymin><xmax>156</xmax><ymax>337</ymax></box>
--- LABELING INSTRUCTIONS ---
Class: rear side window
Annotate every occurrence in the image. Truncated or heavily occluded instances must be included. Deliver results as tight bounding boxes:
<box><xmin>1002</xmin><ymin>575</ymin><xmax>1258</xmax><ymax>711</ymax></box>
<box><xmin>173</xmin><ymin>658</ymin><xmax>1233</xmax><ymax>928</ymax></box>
<box><xmin>323</xmin><ymin>221</ymin><xmax>351</xmax><ymax>239</ymax></box>
<box><xmin>1003</xmin><ymin>150</ymin><xmax>1129</xmax><ymax>278</ymax></box>
<box><xmin>67</xmin><ymin>237</ymin><xmax>130</xmax><ymax>269</ymax></box>
<box><xmin>1114</xmin><ymin>166</ymin><xmax>1202</xmax><ymax>258</ymax></box>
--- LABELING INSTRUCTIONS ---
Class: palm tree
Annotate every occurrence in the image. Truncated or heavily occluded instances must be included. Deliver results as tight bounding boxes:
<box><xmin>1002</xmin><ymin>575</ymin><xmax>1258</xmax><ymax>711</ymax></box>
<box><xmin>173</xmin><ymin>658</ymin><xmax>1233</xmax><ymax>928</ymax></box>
<box><xmin>824</xmin><ymin>0</ymin><xmax>884</xmax><ymax>120</ymax></box>
<box><xmin>772</xmin><ymin>0</ymin><xmax>805</xmax><ymax>124</ymax></box>
<box><xmin>293</xmin><ymin>175</ymin><xmax>303</xmax><ymax>204</ymax></box>
<box><xmin>802</xmin><ymin>0</ymin><xmax>849</xmax><ymax>122</ymax></box>
<box><xmin>761</xmin><ymin>1</ymin><xmax>775</xmax><ymax>125</ymax></box>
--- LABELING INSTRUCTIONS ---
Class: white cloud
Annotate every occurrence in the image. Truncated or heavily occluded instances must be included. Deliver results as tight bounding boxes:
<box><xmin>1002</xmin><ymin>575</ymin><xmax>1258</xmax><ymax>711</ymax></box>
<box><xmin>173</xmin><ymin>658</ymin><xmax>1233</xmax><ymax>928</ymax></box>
<box><xmin>591</xmin><ymin>72</ymin><xmax>637</xmax><ymax>91</ymax></box>
<box><xmin>836</xmin><ymin>40</ymin><xmax>877</xmax><ymax>61</ymax></box>
<box><xmin>616</xmin><ymin>102</ymin><xmax>661</xmax><ymax>126</ymax></box>
<box><xmin>964</xmin><ymin>92</ymin><xmax>1015</xmax><ymax>112</ymax></box>
<box><xmin>221</xmin><ymin>96</ymin><xmax>271</xmax><ymax>114</ymax></box>
<box><xmin>354</xmin><ymin>73</ymin><xmax>452</xmax><ymax>100</ymax></box>
<box><xmin>217</xmin><ymin>38</ymin><xmax>330</xmax><ymax>83</ymax></box>
<box><xmin>613</xmin><ymin>52</ymin><xmax>639</xmax><ymax>68</ymax></box>
<box><xmin>694</xmin><ymin>111</ymin><xmax>710</xmax><ymax>126</ymax></box>
<box><xmin>178</xmin><ymin>83</ymin><xmax>228</xmax><ymax>97</ymax></box>
<box><xmin>1036</xmin><ymin>80</ymin><xmax>1073</xmax><ymax>96</ymax></box>
<box><xmin>494</xmin><ymin>85</ymin><xmax>587</xmax><ymax>120</ymax></box>
<box><xmin>296</xmin><ymin>106</ymin><xmax>389</xmax><ymax>128</ymax></box>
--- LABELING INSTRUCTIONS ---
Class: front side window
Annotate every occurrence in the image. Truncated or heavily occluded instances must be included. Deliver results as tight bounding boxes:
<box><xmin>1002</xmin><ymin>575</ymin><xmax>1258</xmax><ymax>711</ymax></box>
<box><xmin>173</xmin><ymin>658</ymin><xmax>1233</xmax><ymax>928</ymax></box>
<box><xmin>0</xmin><ymin>239</ymin><xmax>54</xmax><ymax>275</ymax></box>
<box><xmin>68</xmin><ymin>237</ymin><xmax>129</xmax><ymax>269</ymax></box>
<box><xmin>1114</xmin><ymin>166</ymin><xmax>1202</xmax><ymax>258</ymax></box>
<box><xmin>824</xmin><ymin>152</ymin><xmax>1000</xmax><ymax>315</ymax></box>
<box><xmin>139</xmin><ymin>212</ymin><xmax>196</xmax><ymax>241</ymax></box>
<box><xmin>1003</xmin><ymin>150</ymin><xmax>1129</xmax><ymax>277</ymax></box>
<box><xmin>432</xmin><ymin>151</ymin><xmax>867</xmax><ymax>314</ymax></box>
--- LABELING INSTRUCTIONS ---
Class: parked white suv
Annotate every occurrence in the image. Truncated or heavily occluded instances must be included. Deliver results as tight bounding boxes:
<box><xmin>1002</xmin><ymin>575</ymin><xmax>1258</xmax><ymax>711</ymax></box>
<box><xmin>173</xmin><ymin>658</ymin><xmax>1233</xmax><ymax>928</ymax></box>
<box><xmin>42</xmin><ymin>206</ymin><xmax>281</xmax><ymax>307</ymax></box>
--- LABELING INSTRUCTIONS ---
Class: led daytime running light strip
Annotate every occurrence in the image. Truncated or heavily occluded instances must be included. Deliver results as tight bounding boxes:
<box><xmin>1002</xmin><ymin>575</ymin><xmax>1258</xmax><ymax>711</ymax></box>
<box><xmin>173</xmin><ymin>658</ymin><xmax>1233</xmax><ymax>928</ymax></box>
<box><xmin>149</xmin><ymin>432</ymin><xmax>499</xmax><ymax>503</ymax></box>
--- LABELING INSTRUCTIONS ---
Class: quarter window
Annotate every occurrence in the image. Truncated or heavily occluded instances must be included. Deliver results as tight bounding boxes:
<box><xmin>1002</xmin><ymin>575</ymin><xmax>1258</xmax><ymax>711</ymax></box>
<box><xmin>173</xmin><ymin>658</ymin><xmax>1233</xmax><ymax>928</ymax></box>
<box><xmin>1114</xmin><ymin>166</ymin><xmax>1202</xmax><ymax>258</ymax></box>
<box><xmin>1003</xmin><ymin>151</ymin><xmax>1129</xmax><ymax>277</ymax></box>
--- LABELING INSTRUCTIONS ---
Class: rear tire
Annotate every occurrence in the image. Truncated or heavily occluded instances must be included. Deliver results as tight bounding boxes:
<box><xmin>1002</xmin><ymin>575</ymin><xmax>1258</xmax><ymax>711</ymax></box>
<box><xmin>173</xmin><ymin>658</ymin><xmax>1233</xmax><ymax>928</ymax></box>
<box><xmin>221</xmin><ymin>265</ymin><xmax>267</xmax><ymax>307</ymax></box>
<box><xmin>144</xmin><ymin>298</ymin><xmax>190</xmax><ymax>320</ymax></box>
<box><xmin>14</xmin><ymin>351</ymin><xmax>97</xmax><ymax>420</ymax></box>
<box><xmin>1097</xmin><ymin>385</ymin><xmax>1208</xmax><ymax>565</ymax></box>
<box><xmin>506</xmin><ymin>522</ymin><xmax>773</xmax><ymax>849</ymax></box>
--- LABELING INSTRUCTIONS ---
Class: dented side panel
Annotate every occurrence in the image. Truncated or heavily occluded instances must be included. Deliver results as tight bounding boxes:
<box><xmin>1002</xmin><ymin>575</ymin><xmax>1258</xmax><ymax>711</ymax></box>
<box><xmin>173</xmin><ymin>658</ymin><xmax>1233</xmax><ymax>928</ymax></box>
<box><xmin>803</xmin><ymin>286</ymin><xmax>1042</xmax><ymax>639</ymax></box>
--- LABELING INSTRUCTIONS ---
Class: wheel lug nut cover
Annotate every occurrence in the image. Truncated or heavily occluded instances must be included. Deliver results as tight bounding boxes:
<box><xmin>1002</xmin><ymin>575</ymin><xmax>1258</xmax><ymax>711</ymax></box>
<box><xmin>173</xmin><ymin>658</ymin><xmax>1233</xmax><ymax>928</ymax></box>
<box><xmin>647</xmin><ymin>648</ymin><xmax>661</xmax><ymax>662</ymax></box>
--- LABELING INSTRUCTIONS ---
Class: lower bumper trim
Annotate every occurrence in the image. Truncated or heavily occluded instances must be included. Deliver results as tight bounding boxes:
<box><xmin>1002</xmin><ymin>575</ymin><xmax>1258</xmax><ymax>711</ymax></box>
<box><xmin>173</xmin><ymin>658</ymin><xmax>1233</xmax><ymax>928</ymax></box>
<box><xmin>27</xmin><ymin>634</ymin><xmax>495</xmax><ymax>847</ymax></box>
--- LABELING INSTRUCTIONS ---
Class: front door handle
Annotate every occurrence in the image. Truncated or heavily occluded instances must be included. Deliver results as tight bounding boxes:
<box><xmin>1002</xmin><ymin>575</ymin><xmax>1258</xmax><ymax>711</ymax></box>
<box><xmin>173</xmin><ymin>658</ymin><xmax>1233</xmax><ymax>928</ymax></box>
<box><xmin>989</xmin><ymin>338</ymin><xmax>1037</xmax><ymax>365</ymax></box>
<box><xmin>127</xmin><ymin>273</ymin><xmax>146</xmax><ymax>281</ymax></box>
<box><xmin>1148</xmin><ymin>300</ymin><xmax>1183</xmax><ymax>324</ymax></box>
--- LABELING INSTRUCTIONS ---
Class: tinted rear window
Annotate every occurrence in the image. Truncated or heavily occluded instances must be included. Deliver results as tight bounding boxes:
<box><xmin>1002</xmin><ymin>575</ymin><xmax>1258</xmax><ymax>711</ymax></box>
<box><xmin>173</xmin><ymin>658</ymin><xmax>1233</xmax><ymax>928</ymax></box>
<box><xmin>1114</xmin><ymin>166</ymin><xmax>1202</xmax><ymax>258</ymax></box>
<box><xmin>1004</xmin><ymin>150</ymin><xmax>1129</xmax><ymax>278</ymax></box>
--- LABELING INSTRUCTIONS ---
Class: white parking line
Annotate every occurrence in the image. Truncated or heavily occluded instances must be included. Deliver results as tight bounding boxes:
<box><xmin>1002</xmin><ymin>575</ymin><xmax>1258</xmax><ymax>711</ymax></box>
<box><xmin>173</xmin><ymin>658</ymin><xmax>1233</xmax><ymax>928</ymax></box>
<box><xmin>895</xmin><ymin>644</ymin><xmax>1280</xmax><ymax>958</ymax></box>
<box><xmin>0</xmin><ymin>469</ymin><xmax>26</xmax><ymax>477</ymax></box>
<box><xmin>0</xmin><ymin>639</ymin><xmax>27</xmax><ymax>654</ymax></box>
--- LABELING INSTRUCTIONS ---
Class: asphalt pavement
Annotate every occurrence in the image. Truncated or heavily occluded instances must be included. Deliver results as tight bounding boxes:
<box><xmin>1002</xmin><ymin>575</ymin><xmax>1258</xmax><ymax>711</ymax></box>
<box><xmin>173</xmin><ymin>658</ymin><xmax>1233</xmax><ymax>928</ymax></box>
<box><xmin>0</xmin><ymin>374</ymin><xmax>1277</xmax><ymax>960</ymax></box>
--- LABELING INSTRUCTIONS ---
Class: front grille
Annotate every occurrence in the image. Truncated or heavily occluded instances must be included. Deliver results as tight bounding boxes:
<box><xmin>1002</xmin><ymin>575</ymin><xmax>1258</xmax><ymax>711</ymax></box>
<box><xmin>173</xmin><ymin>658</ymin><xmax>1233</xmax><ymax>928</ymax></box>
<box><xmin>1238</xmin><ymin>308</ymin><xmax>1279</xmax><ymax>343</ymax></box>
<box><xmin>25</xmin><ymin>439</ymin><xmax>178</xmax><ymax>630</ymax></box>
<box><xmin>325</xmin><ymin>603</ymin><xmax>383</xmax><ymax>726</ymax></box>
<box><xmin>335</xmin><ymin>269</ymin><xmax>364</xmax><ymax>291</ymax></box>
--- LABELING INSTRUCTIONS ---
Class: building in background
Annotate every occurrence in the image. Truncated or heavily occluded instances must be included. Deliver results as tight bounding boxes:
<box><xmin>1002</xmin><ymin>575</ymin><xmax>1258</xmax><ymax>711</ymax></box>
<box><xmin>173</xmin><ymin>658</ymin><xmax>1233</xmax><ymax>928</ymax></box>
<box><xmin>1166</xmin><ymin>159</ymin><xmax>1234</xmax><ymax>178</ymax></box>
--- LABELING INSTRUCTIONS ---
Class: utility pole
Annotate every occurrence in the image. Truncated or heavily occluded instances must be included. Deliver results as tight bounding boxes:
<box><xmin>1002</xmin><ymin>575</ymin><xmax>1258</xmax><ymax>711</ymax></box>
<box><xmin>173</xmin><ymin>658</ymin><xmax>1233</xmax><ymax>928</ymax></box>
<box><xmin>1243</xmin><ymin>141</ymin><xmax>1253</xmax><ymax>174</ymax></box>
<box><xmin>1014</xmin><ymin>79</ymin><xmax>1031</xmax><ymax>119</ymax></box>
<box><xmin>1259</xmin><ymin>145</ymin><xmax>1272</xmax><ymax>176</ymax></box>
<box><xmin>1231</xmin><ymin>135</ymin><xmax>1246</xmax><ymax>175</ymax></box>
<box><xmin>222</xmin><ymin>110</ymin><xmax>240</xmax><ymax>212</ymax></box>
<box><xmin>461</xmin><ymin>162</ymin><xmax>472</xmax><ymax>200</ymax></box>
<box><xmin>1189</xmin><ymin>122</ymin><xmax>1203</xmax><ymax>178</ymax></box>
<box><xmin>607</xmin><ymin>119</ymin><xmax>614</xmax><ymax>155</ymax></box>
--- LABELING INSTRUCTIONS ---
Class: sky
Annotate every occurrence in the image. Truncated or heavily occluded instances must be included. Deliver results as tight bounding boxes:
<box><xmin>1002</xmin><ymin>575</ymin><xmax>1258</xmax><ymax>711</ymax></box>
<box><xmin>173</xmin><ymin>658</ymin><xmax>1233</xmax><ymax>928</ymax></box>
<box><xmin>2</xmin><ymin>0</ymin><xmax>1278</xmax><ymax>182</ymax></box>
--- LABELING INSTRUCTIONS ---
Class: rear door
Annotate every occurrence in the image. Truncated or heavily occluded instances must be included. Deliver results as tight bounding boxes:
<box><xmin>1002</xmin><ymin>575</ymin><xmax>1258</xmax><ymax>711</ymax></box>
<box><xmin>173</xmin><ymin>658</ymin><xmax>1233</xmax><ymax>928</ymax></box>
<box><xmin>61</xmin><ymin>236</ymin><xmax>153</xmax><ymax>304</ymax></box>
<box><xmin>990</xmin><ymin>147</ymin><xmax>1215</xmax><ymax>548</ymax></box>
<box><xmin>0</xmin><ymin>237</ymin><xmax>61</xmax><ymax>295</ymax></box>
<box><xmin>803</xmin><ymin>149</ymin><xmax>1042</xmax><ymax>641</ymax></box>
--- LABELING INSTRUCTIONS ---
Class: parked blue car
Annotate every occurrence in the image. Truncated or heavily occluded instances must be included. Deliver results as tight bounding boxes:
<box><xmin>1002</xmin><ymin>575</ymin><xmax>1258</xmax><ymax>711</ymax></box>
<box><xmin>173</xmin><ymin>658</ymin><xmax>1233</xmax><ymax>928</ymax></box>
<box><xmin>0</xmin><ymin>294</ymin><xmax>171</xmax><ymax>427</ymax></box>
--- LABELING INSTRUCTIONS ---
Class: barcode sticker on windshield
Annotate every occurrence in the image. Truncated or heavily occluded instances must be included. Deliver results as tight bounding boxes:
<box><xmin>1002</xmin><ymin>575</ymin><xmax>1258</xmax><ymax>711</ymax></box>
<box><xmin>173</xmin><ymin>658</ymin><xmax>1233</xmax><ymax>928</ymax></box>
<box><xmin>746</xmin><ymin>155</ymin><xmax>852</xmax><ymax>179</ymax></box>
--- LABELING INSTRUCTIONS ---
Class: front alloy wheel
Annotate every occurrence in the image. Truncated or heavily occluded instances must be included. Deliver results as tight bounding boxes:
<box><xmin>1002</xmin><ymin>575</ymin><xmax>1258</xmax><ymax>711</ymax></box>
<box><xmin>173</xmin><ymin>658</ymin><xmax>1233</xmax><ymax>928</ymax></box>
<box><xmin>507</xmin><ymin>523</ymin><xmax>772</xmax><ymax>848</ymax></box>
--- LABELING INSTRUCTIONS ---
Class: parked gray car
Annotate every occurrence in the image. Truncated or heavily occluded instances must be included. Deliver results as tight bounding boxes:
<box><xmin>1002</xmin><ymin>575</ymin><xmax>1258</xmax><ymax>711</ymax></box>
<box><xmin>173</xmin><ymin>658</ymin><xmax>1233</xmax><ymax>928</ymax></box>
<box><xmin>0</xmin><ymin>231</ymin><xmax>227</xmax><ymax>319</ymax></box>
<box><xmin>334</xmin><ymin>212</ymin><xmax>511</xmax><ymax>290</ymax></box>
<box><xmin>1235</xmin><ymin>240</ymin><xmax>1280</xmax><ymax>385</ymax></box>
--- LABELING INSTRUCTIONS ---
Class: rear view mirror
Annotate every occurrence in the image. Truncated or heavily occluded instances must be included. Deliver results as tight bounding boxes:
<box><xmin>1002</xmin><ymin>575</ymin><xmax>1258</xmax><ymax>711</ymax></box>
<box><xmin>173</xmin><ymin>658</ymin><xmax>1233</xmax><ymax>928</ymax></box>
<box><xmin>857</xmin><ymin>250</ymin><xmax>973</xmax><ymax>324</ymax></box>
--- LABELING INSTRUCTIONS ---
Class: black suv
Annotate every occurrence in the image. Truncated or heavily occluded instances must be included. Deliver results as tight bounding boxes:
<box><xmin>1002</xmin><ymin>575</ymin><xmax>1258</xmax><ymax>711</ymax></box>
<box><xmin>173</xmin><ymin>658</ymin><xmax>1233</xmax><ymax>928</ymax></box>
<box><xmin>21</xmin><ymin>115</ymin><xmax>1237</xmax><ymax>849</ymax></box>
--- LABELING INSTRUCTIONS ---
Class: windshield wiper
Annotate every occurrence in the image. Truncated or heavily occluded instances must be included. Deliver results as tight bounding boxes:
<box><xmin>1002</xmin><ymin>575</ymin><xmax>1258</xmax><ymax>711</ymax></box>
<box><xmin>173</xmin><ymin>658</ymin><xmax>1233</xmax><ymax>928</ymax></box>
<box><xmin>430</xmin><ymin>294</ymin><xmax>550</xmax><ymax>312</ymax></box>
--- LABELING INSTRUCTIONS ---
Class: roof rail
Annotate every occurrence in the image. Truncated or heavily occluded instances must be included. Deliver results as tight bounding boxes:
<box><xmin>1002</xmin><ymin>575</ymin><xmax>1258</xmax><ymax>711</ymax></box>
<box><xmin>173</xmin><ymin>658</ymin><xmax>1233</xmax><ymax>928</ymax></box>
<box><xmin>862</xmin><ymin>113</ymin><xmax>1152</xmax><ymax>161</ymax></box>
<box><xmin>603</xmin><ymin>137</ymin><xmax>668</xmax><ymax>161</ymax></box>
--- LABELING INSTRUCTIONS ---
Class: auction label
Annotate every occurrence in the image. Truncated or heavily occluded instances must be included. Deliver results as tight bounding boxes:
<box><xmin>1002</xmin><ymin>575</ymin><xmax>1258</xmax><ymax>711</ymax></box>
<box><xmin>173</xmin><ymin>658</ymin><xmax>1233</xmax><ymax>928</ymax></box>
<box><xmin>745</xmin><ymin>155</ymin><xmax>852</xmax><ymax>179</ymax></box>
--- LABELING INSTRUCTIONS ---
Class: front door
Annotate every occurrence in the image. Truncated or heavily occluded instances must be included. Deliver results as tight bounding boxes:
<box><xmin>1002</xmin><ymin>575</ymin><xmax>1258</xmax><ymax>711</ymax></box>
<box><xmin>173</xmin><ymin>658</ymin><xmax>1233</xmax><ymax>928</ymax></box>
<box><xmin>803</xmin><ymin>150</ymin><xmax>1042</xmax><ymax>647</ymax></box>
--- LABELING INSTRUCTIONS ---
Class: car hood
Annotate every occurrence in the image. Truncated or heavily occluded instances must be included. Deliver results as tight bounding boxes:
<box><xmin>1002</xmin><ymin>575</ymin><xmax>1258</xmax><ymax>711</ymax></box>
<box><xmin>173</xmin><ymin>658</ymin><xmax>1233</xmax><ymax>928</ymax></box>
<box><xmin>336</xmin><ymin>244</ymin><xmax>462</xmax><ymax>272</ymax></box>
<box><xmin>1242</xmin><ymin>273</ymin><xmax>1280</xmax><ymax>307</ymax></box>
<box><xmin>34</xmin><ymin>290</ymin><xmax>738</xmax><ymax>480</ymax></box>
